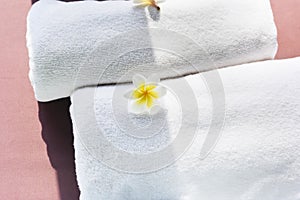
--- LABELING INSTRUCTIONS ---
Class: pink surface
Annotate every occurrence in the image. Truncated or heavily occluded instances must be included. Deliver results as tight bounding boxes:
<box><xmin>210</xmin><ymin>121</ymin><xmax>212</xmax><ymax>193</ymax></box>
<box><xmin>0</xmin><ymin>1</ymin><xmax>79</xmax><ymax>200</ymax></box>
<box><xmin>271</xmin><ymin>0</ymin><xmax>300</xmax><ymax>59</ymax></box>
<box><xmin>0</xmin><ymin>0</ymin><xmax>299</xmax><ymax>199</ymax></box>
<box><xmin>0</xmin><ymin>1</ymin><xmax>59</xmax><ymax>200</ymax></box>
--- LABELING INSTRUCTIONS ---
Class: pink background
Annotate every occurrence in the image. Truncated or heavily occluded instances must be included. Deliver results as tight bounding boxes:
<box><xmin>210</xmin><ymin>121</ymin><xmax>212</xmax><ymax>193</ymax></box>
<box><xmin>0</xmin><ymin>0</ymin><xmax>299</xmax><ymax>199</ymax></box>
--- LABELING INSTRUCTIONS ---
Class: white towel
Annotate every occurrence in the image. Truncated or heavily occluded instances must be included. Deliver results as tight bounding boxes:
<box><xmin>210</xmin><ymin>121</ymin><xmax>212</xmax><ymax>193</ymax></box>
<box><xmin>70</xmin><ymin>57</ymin><xmax>300</xmax><ymax>200</ymax></box>
<box><xmin>27</xmin><ymin>0</ymin><xmax>277</xmax><ymax>102</ymax></box>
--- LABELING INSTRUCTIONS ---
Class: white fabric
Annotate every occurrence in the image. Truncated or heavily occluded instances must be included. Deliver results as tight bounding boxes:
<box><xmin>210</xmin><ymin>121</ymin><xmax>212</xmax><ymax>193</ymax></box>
<box><xmin>70</xmin><ymin>57</ymin><xmax>300</xmax><ymax>200</ymax></box>
<box><xmin>27</xmin><ymin>0</ymin><xmax>277</xmax><ymax>102</ymax></box>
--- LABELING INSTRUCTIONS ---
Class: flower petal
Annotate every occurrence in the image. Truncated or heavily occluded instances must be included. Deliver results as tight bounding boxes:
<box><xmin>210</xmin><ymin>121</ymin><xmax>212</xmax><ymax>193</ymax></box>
<box><xmin>124</xmin><ymin>89</ymin><xmax>134</xmax><ymax>99</ymax></box>
<box><xmin>133</xmin><ymin>74</ymin><xmax>146</xmax><ymax>88</ymax></box>
<box><xmin>146</xmin><ymin>96</ymin><xmax>155</xmax><ymax>108</ymax></box>
<box><xmin>147</xmin><ymin>73</ymin><xmax>160</xmax><ymax>84</ymax></box>
<box><xmin>145</xmin><ymin>84</ymin><xmax>156</xmax><ymax>91</ymax></box>
<box><xmin>148</xmin><ymin>90</ymin><xmax>159</xmax><ymax>99</ymax></box>
<box><xmin>153</xmin><ymin>85</ymin><xmax>167</xmax><ymax>97</ymax></box>
<box><xmin>136</xmin><ymin>95</ymin><xmax>147</xmax><ymax>105</ymax></box>
<box><xmin>133</xmin><ymin>88</ymin><xmax>144</xmax><ymax>99</ymax></box>
<box><xmin>129</xmin><ymin>100</ymin><xmax>148</xmax><ymax>114</ymax></box>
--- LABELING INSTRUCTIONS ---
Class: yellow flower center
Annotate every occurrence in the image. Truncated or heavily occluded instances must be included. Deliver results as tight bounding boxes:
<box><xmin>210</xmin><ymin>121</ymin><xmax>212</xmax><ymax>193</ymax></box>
<box><xmin>133</xmin><ymin>83</ymin><xmax>159</xmax><ymax>108</ymax></box>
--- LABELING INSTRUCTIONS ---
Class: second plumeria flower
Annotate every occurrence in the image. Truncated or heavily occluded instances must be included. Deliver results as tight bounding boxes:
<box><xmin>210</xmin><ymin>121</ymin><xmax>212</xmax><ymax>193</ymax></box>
<box><xmin>133</xmin><ymin>0</ymin><xmax>164</xmax><ymax>11</ymax></box>
<box><xmin>124</xmin><ymin>74</ymin><xmax>167</xmax><ymax>114</ymax></box>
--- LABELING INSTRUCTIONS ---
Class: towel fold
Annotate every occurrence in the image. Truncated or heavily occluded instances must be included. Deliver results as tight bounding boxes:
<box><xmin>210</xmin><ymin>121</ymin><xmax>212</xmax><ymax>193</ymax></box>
<box><xmin>27</xmin><ymin>0</ymin><xmax>277</xmax><ymax>102</ymax></box>
<box><xmin>70</xmin><ymin>57</ymin><xmax>300</xmax><ymax>200</ymax></box>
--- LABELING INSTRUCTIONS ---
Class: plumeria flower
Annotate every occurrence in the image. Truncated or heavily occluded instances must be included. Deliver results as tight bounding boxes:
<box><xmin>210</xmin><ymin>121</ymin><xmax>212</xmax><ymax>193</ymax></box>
<box><xmin>124</xmin><ymin>74</ymin><xmax>167</xmax><ymax>114</ymax></box>
<box><xmin>133</xmin><ymin>0</ymin><xmax>164</xmax><ymax>11</ymax></box>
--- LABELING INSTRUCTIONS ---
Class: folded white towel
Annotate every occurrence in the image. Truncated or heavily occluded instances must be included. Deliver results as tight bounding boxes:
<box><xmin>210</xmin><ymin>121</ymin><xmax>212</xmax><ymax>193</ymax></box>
<box><xmin>27</xmin><ymin>0</ymin><xmax>277</xmax><ymax>102</ymax></box>
<box><xmin>70</xmin><ymin>57</ymin><xmax>300</xmax><ymax>200</ymax></box>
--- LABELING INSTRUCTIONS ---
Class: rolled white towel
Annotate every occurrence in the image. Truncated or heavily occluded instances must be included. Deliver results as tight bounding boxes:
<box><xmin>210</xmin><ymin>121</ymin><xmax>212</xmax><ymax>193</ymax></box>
<box><xmin>70</xmin><ymin>57</ymin><xmax>300</xmax><ymax>200</ymax></box>
<box><xmin>26</xmin><ymin>0</ymin><xmax>277</xmax><ymax>102</ymax></box>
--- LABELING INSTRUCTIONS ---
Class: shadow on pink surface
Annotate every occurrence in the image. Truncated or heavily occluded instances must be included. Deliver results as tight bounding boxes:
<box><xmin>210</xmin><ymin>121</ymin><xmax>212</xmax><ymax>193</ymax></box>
<box><xmin>38</xmin><ymin>98</ymin><xmax>80</xmax><ymax>200</ymax></box>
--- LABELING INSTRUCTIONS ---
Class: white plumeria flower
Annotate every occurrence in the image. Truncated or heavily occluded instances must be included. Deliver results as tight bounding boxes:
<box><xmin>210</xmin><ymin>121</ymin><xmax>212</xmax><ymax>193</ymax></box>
<box><xmin>124</xmin><ymin>74</ymin><xmax>167</xmax><ymax>114</ymax></box>
<box><xmin>132</xmin><ymin>0</ymin><xmax>165</xmax><ymax>11</ymax></box>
